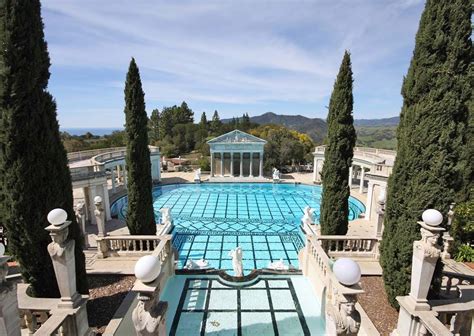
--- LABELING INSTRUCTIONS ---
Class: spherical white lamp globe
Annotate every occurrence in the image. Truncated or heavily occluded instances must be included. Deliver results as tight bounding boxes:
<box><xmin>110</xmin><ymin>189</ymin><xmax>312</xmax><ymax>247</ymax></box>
<box><xmin>134</xmin><ymin>255</ymin><xmax>161</xmax><ymax>283</ymax></box>
<box><xmin>333</xmin><ymin>258</ymin><xmax>361</xmax><ymax>286</ymax></box>
<box><xmin>422</xmin><ymin>209</ymin><xmax>443</xmax><ymax>226</ymax></box>
<box><xmin>47</xmin><ymin>208</ymin><xmax>68</xmax><ymax>226</ymax></box>
<box><xmin>94</xmin><ymin>196</ymin><xmax>102</xmax><ymax>203</ymax></box>
<box><xmin>377</xmin><ymin>189</ymin><xmax>386</xmax><ymax>203</ymax></box>
<box><xmin>0</xmin><ymin>243</ymin><xmax>5</xmax><ymax>257</ymax></box>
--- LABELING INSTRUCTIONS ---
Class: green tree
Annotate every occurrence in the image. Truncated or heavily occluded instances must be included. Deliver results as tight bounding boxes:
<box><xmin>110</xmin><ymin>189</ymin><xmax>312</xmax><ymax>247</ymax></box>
<box><xmin>174</xmin><ymin>101</ymin><xmax>194</xmax><ymax>124</ymax></box>
<box><xmin>241</xmin><ymin>113</ymin><xmax>251</xmax><ymax>130</ymax></box>
<box><xmin>149</xmin><ymin>108</ymin><xmax>160</xmax><ymax>143</ymax></box>
<box><xmin>158</xmin><ymin>107</ymin><xmax>174</xmax><ymax>140</ymax></box>
<box><xmin>320</xmin><ymin>51</ymin><xmax>356</xmax><ymax>236</ymax></box>
<box><xmin>210</xmin><ymin>110</ymin><xmax>222</xmax><ymax>135</ymax></box>
<box><xmin>0</xmin><ymin>0</ymin><xmax>87</xmax><ymax>297</ymax></box>
<box><xmin>199</xmin><ymin>112</ymin><xmax>208</xmax><ymax>130</ymax></box>
<box><xmin>124</xmin><ymin>59</ymin><xmax>156</xmax><ymax>235</ymax></box>
<box><xmin>380</xmin><ymin>0</ymin><xmax>471</xmax><ymax>307</ymax></box>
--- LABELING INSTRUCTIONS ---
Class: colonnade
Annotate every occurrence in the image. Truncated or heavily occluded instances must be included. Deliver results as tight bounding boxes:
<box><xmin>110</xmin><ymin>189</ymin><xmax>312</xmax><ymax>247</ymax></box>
<box><xmin>210</xmin><ymin>151</ymin><xmax>263</xmax><ymax>178</ymax></box>
<box><xmin>314</xmin><ymin>159</ymin><xmax>368</xmax><ymax>194</ymax></box>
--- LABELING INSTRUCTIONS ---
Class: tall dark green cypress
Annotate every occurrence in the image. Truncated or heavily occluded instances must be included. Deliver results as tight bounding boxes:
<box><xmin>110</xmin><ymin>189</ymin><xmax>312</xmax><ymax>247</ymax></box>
<box><xmin>380</xmin><ymin>0</ymin><xmax>471</xmax><ymax>307</ymax></box>
<box><xmin>320</xmin><ymin>51</ymin><xmax>356</xmax><ymax>236</ymax></box>
<box><xmin>124</xmin><ymin>58</ymin><xmax>156</xmax><ymax>235</ymax></box>
<box><xmin>0</xmin><ymin>0</ymin><xmax>88</xmax><ymax>297</ymax></box>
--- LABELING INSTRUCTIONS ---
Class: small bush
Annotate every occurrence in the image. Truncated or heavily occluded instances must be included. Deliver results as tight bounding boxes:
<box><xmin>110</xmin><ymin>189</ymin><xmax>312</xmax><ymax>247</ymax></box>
<box><xmin>454</xmin><ymin>244</ymin><xmax>474</xmax><ymax>262</ymax></box>
<box><xmin>198</xmin><ymin>157</ymin><xmax>210</xmax><ymax>171</ymax></box>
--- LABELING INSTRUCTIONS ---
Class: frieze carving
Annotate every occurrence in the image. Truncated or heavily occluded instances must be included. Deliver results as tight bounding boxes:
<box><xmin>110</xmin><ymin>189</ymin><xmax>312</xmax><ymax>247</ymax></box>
<box><xmin>413</xmin><ymin>227</ymin><xmax>442</xmax><ymax>258</ymax></box>
<box><xmin>327</xmin><ymin>295</ymin><xmax>361</xmax><ymax>335</ymax></box>
<box><xmin>132</xmin><ymin>292</ymin><xmax>168</xmax><ymax>336</ymax></box>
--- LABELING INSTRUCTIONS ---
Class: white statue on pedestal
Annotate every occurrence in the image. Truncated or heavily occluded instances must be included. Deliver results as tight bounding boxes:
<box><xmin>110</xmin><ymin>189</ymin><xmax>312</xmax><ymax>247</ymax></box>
<box><xmin>229</xmin><ymin>247</ymin><xmax>243</xmax><ymax>277</ymax></box>
<box><xmin>272</xmin><ymin>168</ymin><xmax>280</xmax><ymax>181</ymax></box>
<box><xmin>302</xmin><ymin>206</ymin><xmax>316</xmax><ymax>226</ymax></box>
<box><xmin>194</xmin><ymin>168</ymin><xmax>201</xmax><ymax>182</ymax></box>
<box><xmin>159</xmin><ymin>208</ymin><xmax>172</xmax><ymax>224</ymax></box>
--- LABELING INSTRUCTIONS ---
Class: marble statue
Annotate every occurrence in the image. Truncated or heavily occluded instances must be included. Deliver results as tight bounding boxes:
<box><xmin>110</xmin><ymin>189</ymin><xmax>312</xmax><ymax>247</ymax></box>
<box><xmin>74</xmin><ymin>202</ymin><xmax>88</xmax><ymax>246</ymax></box>
<box><xmin>185</xmin><ymin>258</ymin><xmax>210</xmax><ymax>270</ymax></box>
<box><xmin>229</xmin><ymin>247</ymin><xmax>243</xmax><ymax>277</ymax></box>
<box><xmin>302</xmin><ymin>206</ymin><xmax>316</xmax><ymax>226</ymax></box>
<box><xmin>268</xmin><ymin>258</ymin><xmax>289</xmax><ymax>271</ymax></box>
<box><xmin>159</xmin><ymin>208</ymin><xmax>172</xmax><ymax>224</ymax></box>
<box><xmin>194</xmin><ymin>168</ymin><xmax>201</xmax><ymax>182</ymax></box>
<box><xmin>272</xmin><ymin>168</ymin><xmax>280</xmax><ymax>181</ymax></box>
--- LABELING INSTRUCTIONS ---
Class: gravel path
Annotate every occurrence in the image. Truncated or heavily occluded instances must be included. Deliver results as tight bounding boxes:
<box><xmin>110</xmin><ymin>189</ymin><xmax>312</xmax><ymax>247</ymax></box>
<box><xmin>86</xmin><ymin>275</ymin><xmax>135</xmax><ymax>335</ymax></box>
<box><xmin>359</xmin><ymin>276</ymin><xmax>398</xmax><ymax>335</ymax></box>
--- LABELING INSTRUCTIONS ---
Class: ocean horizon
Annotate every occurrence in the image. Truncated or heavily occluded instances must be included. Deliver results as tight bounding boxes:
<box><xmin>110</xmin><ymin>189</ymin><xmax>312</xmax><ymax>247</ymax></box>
<box><xmin>61</xmin><ymin>128</ymin><xmax>123</xmax><ymax>136</ymax></box>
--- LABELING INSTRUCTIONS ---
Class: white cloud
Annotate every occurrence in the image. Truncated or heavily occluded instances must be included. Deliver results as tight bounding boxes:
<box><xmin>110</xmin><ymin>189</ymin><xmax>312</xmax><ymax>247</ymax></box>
<box><xmin>42</xmin><ymin>0</ymin><xmax>424</xmax><ymax>125</ymax></box>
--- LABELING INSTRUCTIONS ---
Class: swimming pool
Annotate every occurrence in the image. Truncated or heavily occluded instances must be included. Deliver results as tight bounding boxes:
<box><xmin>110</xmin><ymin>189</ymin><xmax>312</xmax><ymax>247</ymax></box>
<box><xmin>111</xmin><ymin>183</ymin><xmax>365</xmax><ymax>273</ymax></box>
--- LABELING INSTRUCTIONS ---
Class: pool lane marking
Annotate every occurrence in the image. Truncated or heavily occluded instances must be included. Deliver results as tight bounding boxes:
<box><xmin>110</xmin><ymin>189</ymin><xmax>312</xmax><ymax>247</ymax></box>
<box><xmin>265</xmin><ymin>280</ymin><xmax>279</xmax><ymax>335</ymax></box>
<box><xmin>287</xmin><ymin>279</ymin><xmax>310</xmax><ymax>335</ymax></box>
<box><xmin>200</xmin><ymin>279</ymin><xmax>213</xmax><ymax>335</ymax></box>
<box><xmin>169</xmin><ymin>278</ymin><xmax>191</xmax><ymax>336</ymax></box>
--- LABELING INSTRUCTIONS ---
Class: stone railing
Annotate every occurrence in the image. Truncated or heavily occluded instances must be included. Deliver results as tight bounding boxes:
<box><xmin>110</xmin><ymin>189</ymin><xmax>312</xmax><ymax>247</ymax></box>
<box><xmin>67</xmin><ymin>147</ymin><xmax>125</xmax><ymax>163</ymax></box>
<box><xmin>300</xmin><ymin>234</ymin><xmax>367</xmax><ymax>335</ymax></box>
<box><xmin>441</xmin><ymin>259</ymin><xmax>474</xmax><ymax>299</ymax></box>
<box><xmin>96</xmin><ymin>234</ymin><xmax>172</xmax><ymax>258</ymax></box>
<box><xmin>32</xmin><ymin>311</ymin><xmax>69</xmax><ymax>335</ymax></box>
<box><xmin>318</xmin><ymin>236</ymin><xmax>381</xmax><ymax>260</ymax></box>
<box><xmin>315</xmin><ymin>145</ymin><xmax>396</xmax><ymax>159</ymax></box>
<box><xmin>92</xmin><ymin>146</ymin><xmax>160</xmax><ymax>166</ymax></box>
<box><xmin>102</xmin><ymin>236</ymin><xmax>175</xmax><ymax>336</ymax></box>
<box><xmin>412</xmin><ymin>284</ymin><xmax>474</xmax><ymax>336</ymax></box>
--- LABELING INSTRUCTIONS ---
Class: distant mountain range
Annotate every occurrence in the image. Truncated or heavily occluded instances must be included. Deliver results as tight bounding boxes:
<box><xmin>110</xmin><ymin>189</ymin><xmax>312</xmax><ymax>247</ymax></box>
<box><xmin>223</xmin><ymin>112</ymin><xmax>399</xmax><ymax>143</ymax></box>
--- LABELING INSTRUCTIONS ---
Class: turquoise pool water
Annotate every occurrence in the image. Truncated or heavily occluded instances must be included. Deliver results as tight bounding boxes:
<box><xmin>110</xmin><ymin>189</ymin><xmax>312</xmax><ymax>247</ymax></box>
<box><xmin>111</xmin><ymin>183</ymin><xmax>365</xmax><ymax>273</ymax></box>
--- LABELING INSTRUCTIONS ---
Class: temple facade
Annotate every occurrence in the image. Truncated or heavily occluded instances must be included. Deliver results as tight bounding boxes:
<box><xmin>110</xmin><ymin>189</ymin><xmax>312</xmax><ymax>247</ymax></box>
<box><xmin>207</xmin><ymin>130</ymin><xmax>266</xmax><ymax>178</ymax></box>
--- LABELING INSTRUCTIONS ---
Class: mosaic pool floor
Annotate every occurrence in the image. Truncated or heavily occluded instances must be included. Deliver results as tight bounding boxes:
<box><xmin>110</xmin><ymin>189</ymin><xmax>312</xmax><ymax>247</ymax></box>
<box><xmin>160</xmin><ymin>275</ymin><xmax>326</xmax><ymax>335</ymax></box>
<box><xmin>111</xmin><ymin>183</ymin><xmax>365</xmax><ymax>273</ymax></box>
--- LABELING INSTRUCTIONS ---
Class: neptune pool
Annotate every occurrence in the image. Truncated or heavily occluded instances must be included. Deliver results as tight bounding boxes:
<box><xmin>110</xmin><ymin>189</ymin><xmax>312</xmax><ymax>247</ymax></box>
<box><xmin>111</xmin><ymin>183</ymin><xmax>365</xmax><ymax>273</ymax></box>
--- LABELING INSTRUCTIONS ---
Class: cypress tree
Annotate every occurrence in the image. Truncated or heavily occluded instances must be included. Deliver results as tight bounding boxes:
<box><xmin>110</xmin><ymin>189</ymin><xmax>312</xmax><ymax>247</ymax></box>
<box><xmin>380</xmin><ymin>0</ymin><xmax>471</xmax><ymax>307</ymax></box>
<box><xmin>210</xmin><ymin>110</ymin><xmax>222</xmax><ymax>134</ymax></box>
<box><xmin>124</xmin><ymin>58</ymin><xmax>156</xmax><ymax>235</ymax></box>
<box><xmin>320</xmin><ymin>51</ymin><xmax>356</xmax><ymax>236</ymax></box>
<box><xmin>0</xmin><ymin>0</ymin><xmax>88</xmax><ymax>297</ymax></box>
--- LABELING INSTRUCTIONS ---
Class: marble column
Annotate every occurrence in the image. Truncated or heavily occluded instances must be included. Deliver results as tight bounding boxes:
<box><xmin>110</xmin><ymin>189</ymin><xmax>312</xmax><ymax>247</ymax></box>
<box><xmin>111</xmin><ymin>169</ymin><xmax>116</xmax><ymax>193</ymax></box>
<box><xmin>259</xmin><ymin>152</ymin><xmax>263</xmax><ymax>177</ymax></box>
<box><xmin>220</xmin><ymin>152</ymin><xmax>224</xmax><ymax>176</ymax></box>
<box><xmin>210</xmin><ymin>152</ymin><xmax>214</xmax><ymax>177</ymax></box>
<box><xmin>348</xmin><ymin>166</ymin><xmax>353</xmax><ymax>187</ymax></box>
<box><xmin>249</xmin><ymin>152</ymin><xmax>253</xmax><ymax>177</ymax></box>
<box><xmin>239</xmin><ymin>152</ymin><xmax>243</xmax><ymax>177</ymax></box>
<box><xmin>365</xmin><ymin>182</ymin><xmax>374</xmax><ymax>221</ymax></box>
<box><xmin>359</xmin><ymin>168</ymin><xmax>365</xmax><ymax>193</ymax></box>
<box><xmin>230</xmin><ymin>152</ymin><xmax>234</xmax><ymax>177</ymax></box>
<box><xmin>124</xmin><ymin>165</ymin><xmax>128</xmax><ymax>188</ymax></box>
<box><xmin>116</xmin><ymin>165</ymin><xmax>121</xmax><ymax>183</ymax></box>
<box><xmin>102</xmin><ymin>184</ymin><xmax>111</xmax><ymax>220</ymax></box>
<box><xmin>313</xmin><ymin>159</ymin><xmax>319</xmax><ymax>182</ymax></box>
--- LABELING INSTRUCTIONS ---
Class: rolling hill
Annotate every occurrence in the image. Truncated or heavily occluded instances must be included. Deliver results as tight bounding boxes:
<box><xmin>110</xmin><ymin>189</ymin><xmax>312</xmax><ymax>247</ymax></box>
<box><xmin>223</xmin><ymin>112</ymin><xmax>399</xmax><ymax>148</ymax></box>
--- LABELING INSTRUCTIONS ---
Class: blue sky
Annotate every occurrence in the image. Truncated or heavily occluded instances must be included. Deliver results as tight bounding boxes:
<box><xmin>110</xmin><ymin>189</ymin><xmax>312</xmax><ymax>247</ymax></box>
<box><xmin>42</xmin><ymin>0</ymin><xmax>425</xmax><ymax>128</ymax></box>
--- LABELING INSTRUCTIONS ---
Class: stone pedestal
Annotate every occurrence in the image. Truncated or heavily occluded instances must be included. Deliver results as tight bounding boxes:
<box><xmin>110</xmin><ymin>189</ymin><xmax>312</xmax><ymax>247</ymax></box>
<box><xmin>392</xmin><ymin>214</ymin><xmax>445</xmax><ymax>335</ymax></box>
<box><xmin>45</xmin><ymin>221</ymin><xmax>81</xmax><ymax>309</ymax></box>
<box><xmin>0</xmin><ymin>256</ymin><xmax>21</xmax><ymax>336</ymax></box>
